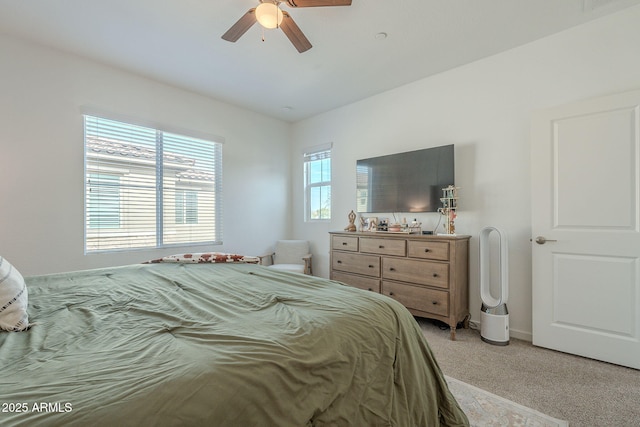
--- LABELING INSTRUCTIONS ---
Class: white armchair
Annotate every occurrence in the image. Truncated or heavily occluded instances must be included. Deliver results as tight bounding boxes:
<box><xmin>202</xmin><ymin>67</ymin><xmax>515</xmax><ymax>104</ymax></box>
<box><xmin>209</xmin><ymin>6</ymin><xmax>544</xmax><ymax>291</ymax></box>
<box><xmin>258</xmin><ymin>240</ymin><xmax>312</xmax><ymax>275</ymax></box>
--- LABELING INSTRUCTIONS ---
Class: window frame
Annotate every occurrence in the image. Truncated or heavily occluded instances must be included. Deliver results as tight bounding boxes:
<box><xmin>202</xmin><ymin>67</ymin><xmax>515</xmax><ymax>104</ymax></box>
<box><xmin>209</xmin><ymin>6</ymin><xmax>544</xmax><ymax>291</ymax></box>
<box><xmin>83</xmin><ymin>114</ymin><xmax>223</xmax><ymax>254</ymax></box>
<box><xmin>303</xmin><ymin>144</ymin><xmax>332</xmax><ymax>222</ymax></box>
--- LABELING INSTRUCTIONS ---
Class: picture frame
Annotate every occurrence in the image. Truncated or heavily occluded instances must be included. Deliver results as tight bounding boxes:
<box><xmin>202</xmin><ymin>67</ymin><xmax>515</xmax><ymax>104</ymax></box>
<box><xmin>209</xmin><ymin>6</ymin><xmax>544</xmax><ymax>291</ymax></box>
<box><xmin>365</xmin><ymin>217</ymin><xmax>378</xmax><ymax>232</ymax></box>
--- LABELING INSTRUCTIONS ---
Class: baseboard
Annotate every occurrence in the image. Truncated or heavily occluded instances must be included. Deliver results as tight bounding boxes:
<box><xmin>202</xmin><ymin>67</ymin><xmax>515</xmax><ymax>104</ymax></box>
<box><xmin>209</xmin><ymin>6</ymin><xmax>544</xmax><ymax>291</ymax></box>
<box><xmin>468</xmin><ymin>319</ymin><xmax>532</xmax><ymax>342</ymax></box>
<box><xmin>510</xmin><ymin>329</ymin><xmax>532</xmax><ymax>342</ymax></box>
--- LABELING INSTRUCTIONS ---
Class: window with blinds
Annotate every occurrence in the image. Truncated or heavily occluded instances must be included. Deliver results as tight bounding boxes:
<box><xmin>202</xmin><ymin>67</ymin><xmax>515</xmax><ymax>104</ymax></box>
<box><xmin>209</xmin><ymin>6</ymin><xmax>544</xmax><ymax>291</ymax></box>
<box><xmin>304</xmin><ymin>145</ymin><xmax>332</xmax><ymax>221</ymax></box>
<box><xmin>84</xmin><ymin>115</ymin><xmax>223</xmax><ymax>253</ymax></box>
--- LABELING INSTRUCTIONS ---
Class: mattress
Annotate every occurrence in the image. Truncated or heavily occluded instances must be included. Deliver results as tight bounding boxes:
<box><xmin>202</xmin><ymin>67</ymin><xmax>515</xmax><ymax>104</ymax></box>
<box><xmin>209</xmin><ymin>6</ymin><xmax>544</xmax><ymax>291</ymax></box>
<box><xmin>0</xmin><ymin>262</ymin><xmax>468</xmax><ymax>426</ymax></box>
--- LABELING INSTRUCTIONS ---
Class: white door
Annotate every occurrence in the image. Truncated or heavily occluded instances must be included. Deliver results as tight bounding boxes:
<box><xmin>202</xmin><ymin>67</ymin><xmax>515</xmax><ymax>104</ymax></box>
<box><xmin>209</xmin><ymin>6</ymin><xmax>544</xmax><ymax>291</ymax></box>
<box><xmin>531</xmin><ymin>89</ymin><xmax>640</xmax><ymax>369</ymax></box>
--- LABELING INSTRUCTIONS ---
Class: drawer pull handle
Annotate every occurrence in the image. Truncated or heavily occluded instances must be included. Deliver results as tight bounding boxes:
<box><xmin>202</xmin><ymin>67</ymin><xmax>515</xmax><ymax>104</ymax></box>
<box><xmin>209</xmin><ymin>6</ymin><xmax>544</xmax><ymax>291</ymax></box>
<box><xmin>379</xmin><ymin>245</ymin><xmax>384</xmax><ymax>248</ymax></box>
<box><xmin>389</xmin><ymin>292</ymin><xmax>394</xmax><ymax>296</ymax></box>
<box><xmin>432</xmin><ymin>301</ymin><xmax>438</xmax><ymax>305</ymax></box>
<box><xmin>337</xmin><ymin>260</ymin><xmax>343</xmax><ymax>264</ymax></box>
<box><xmin>424</xmin><ymin>249</ymin><xmax>430</xmax><ymax>252</ymax></box>
<box><xmin>342</xmin><ymin>242</ymin><xmax>347</xmax><ymax>245</ymax></box>
<box><xmin>367</xmin><ymin>288</ymin><xmax>373</xmax><ymax>291</ymax></box>
<box><xmin>389</xmin><ymin>267</ymin><xmax>396</xmax><ymax>272</ymax></box>
<box><xmin>432</xmin><ymin>273</ymin><xmax>438</xmax><ymax>277</ymax></box>
<box><xmin>368</xmin><ymin>265</ymin><xmax>375</xmax><ymax>268</ymax></box>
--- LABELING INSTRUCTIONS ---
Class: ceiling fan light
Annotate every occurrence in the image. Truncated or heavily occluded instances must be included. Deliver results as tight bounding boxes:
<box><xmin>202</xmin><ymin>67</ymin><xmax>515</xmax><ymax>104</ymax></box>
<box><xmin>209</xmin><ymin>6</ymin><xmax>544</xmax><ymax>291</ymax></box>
<box><xmin>255</xmin><ymin>3</ymin><xmax>284</xmax><ymax>29</ymax></box>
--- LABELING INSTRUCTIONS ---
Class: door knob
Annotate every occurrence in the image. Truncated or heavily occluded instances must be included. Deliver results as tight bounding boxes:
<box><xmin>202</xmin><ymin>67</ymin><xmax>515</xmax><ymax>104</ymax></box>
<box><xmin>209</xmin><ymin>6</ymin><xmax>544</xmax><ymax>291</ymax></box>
<box><xmin>534</xmin><ymin>236</ymin><xmax>557</xmax><ymax>245</ymax></box>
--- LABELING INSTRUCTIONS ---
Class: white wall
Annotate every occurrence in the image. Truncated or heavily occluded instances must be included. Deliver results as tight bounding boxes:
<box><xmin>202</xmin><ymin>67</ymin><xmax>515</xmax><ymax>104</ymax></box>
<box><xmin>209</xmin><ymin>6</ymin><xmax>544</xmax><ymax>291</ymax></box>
<box><xmin>0</xmin><ymin>35</ymin><xmax>291</xmax><ymax>276</ymax></box>
<box><xmin>3</xmin><ymin>6</ymin><xmax>640</xmax><ymax>338</ymax></box>
<box><xmin>291</xmin><ymin>5</ymin><xmax>640</xmax><ymax>340</ymax></box>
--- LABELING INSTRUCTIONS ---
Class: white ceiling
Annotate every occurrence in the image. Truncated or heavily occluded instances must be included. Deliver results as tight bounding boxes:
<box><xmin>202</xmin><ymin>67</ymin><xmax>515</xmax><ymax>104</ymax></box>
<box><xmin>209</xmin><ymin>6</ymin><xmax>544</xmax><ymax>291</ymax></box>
<box><xmin>1</xmin><ymin>0</ymin><xmax>639</xmax><ymax>122</ymax></box>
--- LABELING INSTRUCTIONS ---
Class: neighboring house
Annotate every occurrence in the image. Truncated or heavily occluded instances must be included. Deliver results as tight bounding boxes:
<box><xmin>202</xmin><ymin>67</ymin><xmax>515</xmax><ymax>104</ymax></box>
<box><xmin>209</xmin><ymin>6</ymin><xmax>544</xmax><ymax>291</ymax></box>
<box><xmin>85</xmin><ymin>137</ymin><xmax>216</xmax><ymax>251</ymax></box>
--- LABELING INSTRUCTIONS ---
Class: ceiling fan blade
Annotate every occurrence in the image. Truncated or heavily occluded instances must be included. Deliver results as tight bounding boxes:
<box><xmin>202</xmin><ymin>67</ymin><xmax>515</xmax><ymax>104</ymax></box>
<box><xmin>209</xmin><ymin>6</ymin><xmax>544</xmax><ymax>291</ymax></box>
<box><xmin>221</xmin><ymin>8</ymin><xmax>257</xmax><ymax>42</ymax></box>
<box><xmin>285</xmin><ymin>0</ymin><xmax>352</xmax><ymax>6</ymax></box>
<box><xmin>280</xmin><ymin>11</ymin><xmax>312</xmax><ymax>53</ymax></box>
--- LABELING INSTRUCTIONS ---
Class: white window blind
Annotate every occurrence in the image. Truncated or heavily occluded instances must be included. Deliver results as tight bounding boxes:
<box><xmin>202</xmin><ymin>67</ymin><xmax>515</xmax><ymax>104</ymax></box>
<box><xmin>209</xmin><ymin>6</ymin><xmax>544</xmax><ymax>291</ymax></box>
<box><xmin>304</xmin><ymin>145</ymin><xmax>332</xmax><ymax>221</ymax></box>
<box><xmin>84</xmin><ymin>115</ymin><xmax>222</xmax><ymax>253</ymax></box>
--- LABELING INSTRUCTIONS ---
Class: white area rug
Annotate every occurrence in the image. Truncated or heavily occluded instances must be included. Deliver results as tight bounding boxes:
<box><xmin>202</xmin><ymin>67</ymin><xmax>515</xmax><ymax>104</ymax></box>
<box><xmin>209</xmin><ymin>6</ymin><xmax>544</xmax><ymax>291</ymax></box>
<box><xmin>446</xmin><ymin>376</ymin><xmax>569</xmax><ymax>427</ymax></box>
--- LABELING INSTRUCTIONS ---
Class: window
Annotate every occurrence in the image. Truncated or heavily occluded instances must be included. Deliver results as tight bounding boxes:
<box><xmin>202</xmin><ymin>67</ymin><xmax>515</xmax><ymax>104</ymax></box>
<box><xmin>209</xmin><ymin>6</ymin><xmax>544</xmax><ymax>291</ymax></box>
<box><xmin>304</xmin><ymin>145</ymin><xmax>332</xmax><ymax>221</ymax></box>
<box><xmin>87</xmin><ymin>173</ymin><xmax>121</xmax><ymax>229</ymax></box>
<box><xmin>84</xmin><ymin>115</ymin><xmax>223</xmax><ymax>252</ymax></box>
<box><xmin>175</xmin><ymin>190</ymin><xmax>198</xmax><ymax>225</ymax></box>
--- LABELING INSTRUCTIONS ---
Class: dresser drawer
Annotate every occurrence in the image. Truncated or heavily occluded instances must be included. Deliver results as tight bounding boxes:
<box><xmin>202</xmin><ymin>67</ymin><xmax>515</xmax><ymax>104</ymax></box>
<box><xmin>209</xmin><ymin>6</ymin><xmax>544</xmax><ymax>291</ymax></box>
<box><xmin>360</xmin><ymin>237</ymin><xmax>406</xmax><ymax>256</ymax></box>
<box><xmin>382</xmin><ymin>258</ymin><xmax>449</xmax><ymax>288</ymax></box>
<box><xmin>407</xmin><ymin>240</ymin><xmax>449</xmax><ymax>261</ymax></box>
<box><xmin>332</xmin><ymin>252</ymin><xmax>380</xmax><ymax>277</ymax></box>
<box><xmin>330</xmin><ymin>232</ymin><xmax>470</xmax><ymax>341</ymax></box>
<box><xmin>332</xmin><ymin>235</ymin><xmax>359</xmax><ymax>252</ymax></box>
<box><xmin>383</xmin><ymin>281</ymin><xmax>449</xmax><ymax>317</ymax></box>
<box><xmin>331</xmin><ymin>271</ymin><xmax>381</xmax><ymax>292</ymax></box>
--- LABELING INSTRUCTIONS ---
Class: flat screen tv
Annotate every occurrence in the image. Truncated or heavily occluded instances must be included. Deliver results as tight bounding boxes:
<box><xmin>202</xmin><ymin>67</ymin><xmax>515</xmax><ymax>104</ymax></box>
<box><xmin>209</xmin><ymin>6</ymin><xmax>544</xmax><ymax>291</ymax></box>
<box><xmin>356</xmin><ymin>144</ymin><xmax>454</xmax><ymax>213</ymax></box>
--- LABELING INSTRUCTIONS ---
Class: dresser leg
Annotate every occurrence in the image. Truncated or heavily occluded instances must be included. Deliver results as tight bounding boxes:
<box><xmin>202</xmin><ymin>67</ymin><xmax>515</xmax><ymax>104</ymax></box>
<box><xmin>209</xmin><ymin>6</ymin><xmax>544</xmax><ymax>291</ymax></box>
<box><xmin>449</xmin><ymin>326</ymin><xmax>456</xmax><ymax>341</ymax></box>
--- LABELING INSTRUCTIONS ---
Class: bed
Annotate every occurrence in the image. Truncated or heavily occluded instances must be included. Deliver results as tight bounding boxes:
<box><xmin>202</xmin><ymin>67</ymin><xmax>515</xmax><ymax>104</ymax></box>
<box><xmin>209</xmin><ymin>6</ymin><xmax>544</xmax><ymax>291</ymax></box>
<box><xmin>0</xmin><ymin>255</ymin><xmax>468</xmax><ymax>426</ymax></box>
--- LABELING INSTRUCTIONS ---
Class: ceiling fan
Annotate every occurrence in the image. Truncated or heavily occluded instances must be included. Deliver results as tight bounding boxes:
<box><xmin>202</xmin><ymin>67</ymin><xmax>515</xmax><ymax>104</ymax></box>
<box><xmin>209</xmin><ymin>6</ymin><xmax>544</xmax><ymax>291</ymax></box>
<box><xmin>222</xmin><ymin>0</ymin><xmax>352</xmax><ymax>53</ymax></box>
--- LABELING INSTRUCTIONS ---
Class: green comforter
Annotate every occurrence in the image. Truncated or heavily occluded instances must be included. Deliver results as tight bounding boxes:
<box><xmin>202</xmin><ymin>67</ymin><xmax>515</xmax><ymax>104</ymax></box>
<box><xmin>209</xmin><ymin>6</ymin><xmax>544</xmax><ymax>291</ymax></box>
<box><xmin>0</xmin><ymin>263</ymin><xmax>468</xmax><ymax>426</ymax></box>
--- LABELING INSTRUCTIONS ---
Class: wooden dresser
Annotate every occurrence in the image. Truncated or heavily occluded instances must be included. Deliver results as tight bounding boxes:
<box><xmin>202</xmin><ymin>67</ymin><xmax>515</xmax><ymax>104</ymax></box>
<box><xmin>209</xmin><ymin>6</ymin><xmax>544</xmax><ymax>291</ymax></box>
<box><xmin>329</xmin><ymin>231</ymin><xmax>470</xmax><ymax>340</ymax></box>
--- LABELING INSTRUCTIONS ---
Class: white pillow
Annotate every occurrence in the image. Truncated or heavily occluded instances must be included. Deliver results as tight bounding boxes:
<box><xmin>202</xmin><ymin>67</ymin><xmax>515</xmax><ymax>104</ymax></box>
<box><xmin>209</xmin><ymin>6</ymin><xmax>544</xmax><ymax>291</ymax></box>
<box><xmin>0</xmin><ymin>256</ymin><xmax>29</xmax><ymax>332</ymax></box>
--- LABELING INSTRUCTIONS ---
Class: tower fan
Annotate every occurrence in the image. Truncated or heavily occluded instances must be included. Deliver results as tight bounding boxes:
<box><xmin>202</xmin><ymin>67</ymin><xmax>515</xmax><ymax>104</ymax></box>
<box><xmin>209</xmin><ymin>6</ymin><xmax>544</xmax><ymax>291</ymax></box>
<box><xmin>479</xmin><ymin>226</ymin><xmax>510</xmax><ymax>345</ymax></box>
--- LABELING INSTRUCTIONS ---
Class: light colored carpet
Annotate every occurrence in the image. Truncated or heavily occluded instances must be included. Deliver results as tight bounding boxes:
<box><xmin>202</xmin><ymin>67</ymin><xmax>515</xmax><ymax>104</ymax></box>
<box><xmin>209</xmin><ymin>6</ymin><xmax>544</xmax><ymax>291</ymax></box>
<box><xmin>419</xmin><ymin>318</ymin><xmax>640</xmax><ymax>427</ymax></box>
<box><xmin>446</xmin><ymin>375</ymin><xmax>568</xmax><ymax>427</ymax></box>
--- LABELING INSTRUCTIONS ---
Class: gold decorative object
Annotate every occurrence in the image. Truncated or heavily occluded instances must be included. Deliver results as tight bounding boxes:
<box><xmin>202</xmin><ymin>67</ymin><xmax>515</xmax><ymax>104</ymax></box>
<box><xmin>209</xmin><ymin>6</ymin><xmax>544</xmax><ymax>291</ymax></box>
<box><xmin>344</xmin><ymin>210</ymin><xmax>357</xmax><ymax>232</ymax></box>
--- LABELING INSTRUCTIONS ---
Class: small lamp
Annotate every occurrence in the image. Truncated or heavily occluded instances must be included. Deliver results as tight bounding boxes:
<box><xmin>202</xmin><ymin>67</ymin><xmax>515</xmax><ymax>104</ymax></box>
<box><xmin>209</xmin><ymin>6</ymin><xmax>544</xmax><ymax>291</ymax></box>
<box><xmin>255</xmin><ymin>2</ymin><xmax>283</xmax><ymax>29</ymax></box>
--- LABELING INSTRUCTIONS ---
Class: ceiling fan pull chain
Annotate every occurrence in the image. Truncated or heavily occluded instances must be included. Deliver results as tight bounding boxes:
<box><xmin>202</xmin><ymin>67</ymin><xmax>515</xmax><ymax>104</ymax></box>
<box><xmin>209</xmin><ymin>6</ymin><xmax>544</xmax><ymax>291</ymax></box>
<box><xmin>262</xmin><ymin>26</ymin><xmax>265</xmax><ymax>42</ymax></box>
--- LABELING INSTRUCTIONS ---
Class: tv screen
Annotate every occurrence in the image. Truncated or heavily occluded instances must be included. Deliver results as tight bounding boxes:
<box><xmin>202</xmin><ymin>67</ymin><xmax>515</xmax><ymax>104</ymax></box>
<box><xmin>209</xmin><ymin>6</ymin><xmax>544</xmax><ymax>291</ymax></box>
<box><xmin>356</xmin><ymin>144</ymin><xmax>454</xmax><ymax>213</ymax></box>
